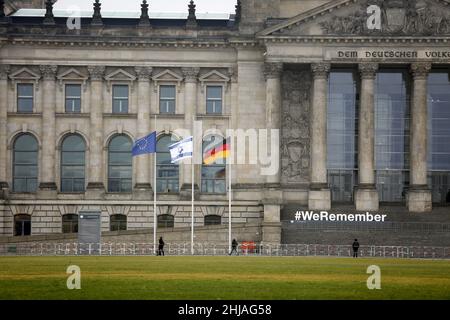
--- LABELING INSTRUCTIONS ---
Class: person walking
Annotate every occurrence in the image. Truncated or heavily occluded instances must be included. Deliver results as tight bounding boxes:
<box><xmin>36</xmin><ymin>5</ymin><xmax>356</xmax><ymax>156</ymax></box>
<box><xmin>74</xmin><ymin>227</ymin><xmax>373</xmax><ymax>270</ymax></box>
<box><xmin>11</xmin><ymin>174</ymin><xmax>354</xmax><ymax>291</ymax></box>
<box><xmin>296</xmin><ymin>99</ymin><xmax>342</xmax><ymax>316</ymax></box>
<box><xmin>229</xmin><ymin>239</ymin><xmax>238</xmax><ymax>256</ymax></box>
<box><xmin>352</xmin><ymin>239</ymin><xmax>360</xmax><ymax>258</ymax></box>
<box><xmin>158</xmin><ymin>236</ymin><xmax>165</xmax><ymax>256</ymax></box>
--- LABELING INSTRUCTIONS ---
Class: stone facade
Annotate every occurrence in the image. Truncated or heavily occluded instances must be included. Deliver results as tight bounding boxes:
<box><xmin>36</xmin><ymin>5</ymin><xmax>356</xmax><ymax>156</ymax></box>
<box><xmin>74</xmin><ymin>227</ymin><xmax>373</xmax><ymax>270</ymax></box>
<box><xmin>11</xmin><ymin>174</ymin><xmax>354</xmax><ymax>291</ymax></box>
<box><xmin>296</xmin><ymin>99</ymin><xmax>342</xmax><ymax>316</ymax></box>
<box><xmin>1</xmin><ymin>0</ymin><xmax>450</xmax><ymax>245</ymax></box>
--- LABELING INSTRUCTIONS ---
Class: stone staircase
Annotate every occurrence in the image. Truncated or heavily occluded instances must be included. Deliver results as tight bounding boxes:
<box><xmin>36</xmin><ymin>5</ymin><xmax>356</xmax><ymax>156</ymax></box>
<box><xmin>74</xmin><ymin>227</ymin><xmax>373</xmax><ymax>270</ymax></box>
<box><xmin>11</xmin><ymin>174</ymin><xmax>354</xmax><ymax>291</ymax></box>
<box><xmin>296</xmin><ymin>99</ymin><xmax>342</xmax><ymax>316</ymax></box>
<box><xmin>281</xmin><ymin>205</ymin><xmax>450</xmax><ymax>246</ymax></box>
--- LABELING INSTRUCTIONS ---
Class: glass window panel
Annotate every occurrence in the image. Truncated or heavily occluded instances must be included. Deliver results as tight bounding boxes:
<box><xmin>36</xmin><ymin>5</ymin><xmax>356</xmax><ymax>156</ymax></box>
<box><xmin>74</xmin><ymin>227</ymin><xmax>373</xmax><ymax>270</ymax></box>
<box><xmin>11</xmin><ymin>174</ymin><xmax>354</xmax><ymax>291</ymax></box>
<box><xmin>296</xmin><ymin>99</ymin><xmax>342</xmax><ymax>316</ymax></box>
<box><xmin>207</xmin><ymin>86</ymin><xmax>222</xmax><ymax>99</ymax></box>
<box><xmin>18</xmin><ymin>84</ymin><xmax>33</xmax><ymax>96</ymax></box>
<box><xmin>15</xmin><ymin>135</ymin><xmax>38</xmax><ymax>151</ymax></box>
<box><xmin>13</xmin><ymin>179</ymin><xmax>26</xmax><ymax>193</ymax></box>
<box><xmin>17</xmin><ymin>98</ymin><xmax>33</xmax><ymax>112</ymax></box>
<box><xmin>62</xmin><ymin>136</ymin><xmax>85</xmax><ymax>152</ymax></box>
<box><xmin>14</xmin><ymin>151</ymin><xmax>37</xmax><ymax>164</ymax></box>
<box><xmin>13</xmin><ymin>135</ymin><xmax>38</xmax><ymax>193</ymax></box>
<box><xmin>205</xmin><ymin>215</ymin><xmax>221</xmax><ymax>226</ymax></box>
<box><xmin>156</xmin><ymin>135</ymin><xmax>179</xmax><ymax>193</ymax></box>
<box><xmin>61</xmin><ymin>135</ymin><xmax>85</xmax><ymax>192</ymax></box>
<box><xmin>428</xmin><ymin>71</ymin><xmax>450</xmax><ymax>172</ymax></box>
<box><xmin>108</xmin><ymin>135</ymin><xmax>133</xmax><ymax>193</ymax></box>
<box><xmin>113</xmin><ymin>85</ymin><xmax>129</xmax><ymax>98</ymax></box>
<box><xmin>66</xmin><ymin>84</ymin><xmax>81</xmax><ymax>97</ymax></box>
<box><xmin>109</xmin><ymin>136</ymin><xmax>132</xmax><ymax>151</ymax></box>
<box><xmin>113</xmin><ymin>100</ymin><xmax>129</xmax><ymax>113</ymax></box>
<box><xmin>327</xmin><ymin>70</ymin><xmax>358</xmax><ymax>202</ymax></box>
<box><xmin>157</xmin><ymin>215</ymin><xmax>174</xmax><ymax>228</ymax></box>
<box><xmin>65</xmin><ymin>99</ymin><xmax>81</xmax><ymax>113</ymax></box>
<box><xmin>160</xmin><ymin>85</ymin><xmax>176</xmax><ymax>98</ymax></box>
<box><xmin>375</xmin><ymin>69</ymin><xmax>410</xmax><ymax>202</ymax></box>
<box><xmin>327</xmin><ymin>70</ymin><xmax>358</xmax><ymax>171</ymax></box>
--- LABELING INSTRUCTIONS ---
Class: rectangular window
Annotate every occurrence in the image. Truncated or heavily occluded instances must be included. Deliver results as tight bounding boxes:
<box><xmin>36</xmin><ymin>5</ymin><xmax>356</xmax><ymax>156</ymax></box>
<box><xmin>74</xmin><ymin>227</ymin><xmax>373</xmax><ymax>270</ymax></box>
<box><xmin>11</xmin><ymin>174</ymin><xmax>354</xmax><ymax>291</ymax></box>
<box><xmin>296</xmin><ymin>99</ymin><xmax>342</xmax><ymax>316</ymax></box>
<box><xmin>65</xmin><ymin>84</ymin><xmax>82</xmax><ymax>113</ymax></box>
<box><xmin>206</xmin><ymin>86</ymin><xmax>223</xmax><ymax>114</ymax></box>
<box><xmin>375</xmin><ymin>69</ymin><xmax>411</xmax><ymax>203</ymax></box>
<box><xmin>427</xmin><ymin>71</ymin><xmax>450</xmax><ymax>204</ymax></box>
<box><xmin>112</xmin><ymin>85</ymin><xmax>129</xmax><ymax>114</ymax></box>
<box><xmin>17</xmin><ymin>84</ymin><xmax>34</xmax><ymax>113</ymax></box>
<box><xmin>327</xmin><ymin>70</ymin><xmax>359</xmax><ymax>203</ymax></box>
<box><xmin>159</xmin><ymin>85</ymin><xmax>176</xmax><ymax>114</ymax></box>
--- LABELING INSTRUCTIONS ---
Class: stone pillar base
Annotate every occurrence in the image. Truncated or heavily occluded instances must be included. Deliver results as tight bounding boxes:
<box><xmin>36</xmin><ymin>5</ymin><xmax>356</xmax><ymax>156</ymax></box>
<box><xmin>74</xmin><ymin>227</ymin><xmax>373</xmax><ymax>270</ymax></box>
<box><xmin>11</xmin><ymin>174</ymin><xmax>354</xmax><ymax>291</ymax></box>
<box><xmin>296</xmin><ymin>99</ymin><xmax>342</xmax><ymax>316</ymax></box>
<box><xmin>355</xmin><ymin>186</ymin><xmax>379</xmax><ymax>212</ymax></box>
<box><xmin>37</xmin><ymin>182</ymin><xmax>57</xmax><ymax>199</ymax></box>
<box><xmin>133</xmin><ymin>183</ymin><xmax>153</xmax><ymax>200</ymax></box>
<box><xmin>407</xmin><ymin>188</ymin><xmax>432</xmax><ymax>213</ymax></box>
<box><xmin>261</xmin><ymin>222</ymin><xmax>282</xmax><ymax>244</ymax></box>
<box><xmin>180</xmin><ymin>184</ymin><xmax>199</xmax><ymax>201</ymax></box>
<box><xmin>85</xmin><ymin>183</ymin><xmax>105</xmax><ymax>200</ymax></box>
<box><xmin>308</xmin><ymin>189</ymin><xmax>331</xmax><ymax>210</ymax></box>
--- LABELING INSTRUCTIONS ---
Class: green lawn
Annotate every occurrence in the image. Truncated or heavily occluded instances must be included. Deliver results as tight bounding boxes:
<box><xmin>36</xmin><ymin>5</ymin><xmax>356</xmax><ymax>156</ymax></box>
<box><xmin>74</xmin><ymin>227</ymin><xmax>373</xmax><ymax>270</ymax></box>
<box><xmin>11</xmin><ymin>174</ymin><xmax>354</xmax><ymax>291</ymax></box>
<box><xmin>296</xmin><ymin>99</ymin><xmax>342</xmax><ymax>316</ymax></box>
<box><xmin>0</xmin><ymin>256</ymin><xmax>449</xmax><ymax>300</ymax></box>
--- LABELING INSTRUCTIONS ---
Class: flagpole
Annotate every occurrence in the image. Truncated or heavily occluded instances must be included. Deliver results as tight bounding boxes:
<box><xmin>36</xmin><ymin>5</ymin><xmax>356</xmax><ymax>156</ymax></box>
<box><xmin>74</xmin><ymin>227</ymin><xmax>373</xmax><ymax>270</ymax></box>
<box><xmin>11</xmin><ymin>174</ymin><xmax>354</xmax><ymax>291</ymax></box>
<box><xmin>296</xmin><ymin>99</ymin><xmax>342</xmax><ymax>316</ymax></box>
<box><xmin>153</xmin><ymin>115</ymin><xmax>157</xmax><ymax>255</ymax></box>
<box><xmin>191</xmin><ymin>116</ymin><xmax>195</xmax><ymax>256</ymax></box>
<box><xmin>228</xmin><ymin>142</ymin><xmax>232</xmax><ymax>254</ymax></box>
<box><xmin>191</xmin><ymin>158</ymin><xmax>194</xmax><ymax>255</ymax></box>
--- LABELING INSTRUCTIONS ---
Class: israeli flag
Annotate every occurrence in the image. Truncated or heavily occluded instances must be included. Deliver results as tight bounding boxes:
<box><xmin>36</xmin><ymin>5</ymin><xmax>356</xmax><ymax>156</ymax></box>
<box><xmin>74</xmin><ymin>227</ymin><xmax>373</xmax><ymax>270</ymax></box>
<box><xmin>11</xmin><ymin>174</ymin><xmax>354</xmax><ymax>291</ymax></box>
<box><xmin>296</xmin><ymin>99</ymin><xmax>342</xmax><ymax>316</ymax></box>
<box><xmin>169</xmin><ymin>136</ymin><xmax>193</xmax><ymax>163</ymax></box>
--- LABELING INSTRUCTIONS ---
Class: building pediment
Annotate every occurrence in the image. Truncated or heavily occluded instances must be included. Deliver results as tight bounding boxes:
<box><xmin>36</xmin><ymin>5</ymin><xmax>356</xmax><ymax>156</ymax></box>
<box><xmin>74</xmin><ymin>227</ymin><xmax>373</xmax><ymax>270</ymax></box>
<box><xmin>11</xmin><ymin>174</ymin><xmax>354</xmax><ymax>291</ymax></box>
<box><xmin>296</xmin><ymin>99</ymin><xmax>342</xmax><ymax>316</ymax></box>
<box><xmin>56</xmin><ymin>68</ymin><xmax>88</xmax><ymax>90</ymax></box>
<box><xmin>9</xmin><ymin>67</ymin><xmax>41</xmax><ymax>81</ymax></box>
<box><xmin>152</xmin><ymin>69</ymin><xmax>183</xmax><ymax>83</ymax></box>
<box><xmin>199</xmin><ymin>70</ymin><xmax>230</xmax><ymax>83</ymax></box>
<box><xmin>57</xmin><ymin>68</ymin><xmax>88</xmax><ymax>82</ymax></box>
<box><xmin>105</xmin><ymin>68</ymin><xmax>137</xmax><ymax>82</ymax></box>
<box><xmin>258</xmin><ymin>0</ymin><xmax>450</xmax><ymax>38</ymax></box>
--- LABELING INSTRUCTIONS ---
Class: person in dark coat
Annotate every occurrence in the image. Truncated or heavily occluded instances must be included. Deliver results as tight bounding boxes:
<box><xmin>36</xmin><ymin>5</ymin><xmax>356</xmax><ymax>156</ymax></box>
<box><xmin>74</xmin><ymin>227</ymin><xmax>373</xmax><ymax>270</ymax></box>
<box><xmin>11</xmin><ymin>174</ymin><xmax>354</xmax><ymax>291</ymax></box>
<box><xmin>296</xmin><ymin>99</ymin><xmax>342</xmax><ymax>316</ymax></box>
<box><xmin>158</xmin><ymin>237</ymin><xmax>165</xmax><ymax>256</ymax></box>
<box><xmin>229</xmin><ymin>239</ymin><xmax>238</xmax><ymax>256</ymax></box>
<box><xmin>352</xmin><ymin>239</ymin><xmax>360</xmax><ymax>258</ymax></box>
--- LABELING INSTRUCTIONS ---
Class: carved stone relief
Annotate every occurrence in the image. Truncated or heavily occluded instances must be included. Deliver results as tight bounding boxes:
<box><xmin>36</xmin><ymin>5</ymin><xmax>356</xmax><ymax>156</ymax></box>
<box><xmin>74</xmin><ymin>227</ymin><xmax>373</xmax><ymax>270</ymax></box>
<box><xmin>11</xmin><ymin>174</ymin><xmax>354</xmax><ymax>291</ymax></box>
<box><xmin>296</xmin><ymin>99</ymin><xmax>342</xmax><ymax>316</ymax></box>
<box><xmin>280</xmin><ymin>69</ymin><xmax>311</xmax><ymax>185</ymax></box>
<box><xmin>319</xmin><ymin>0</ymin><xmax>450</xmax><ymax>36</ymax></box>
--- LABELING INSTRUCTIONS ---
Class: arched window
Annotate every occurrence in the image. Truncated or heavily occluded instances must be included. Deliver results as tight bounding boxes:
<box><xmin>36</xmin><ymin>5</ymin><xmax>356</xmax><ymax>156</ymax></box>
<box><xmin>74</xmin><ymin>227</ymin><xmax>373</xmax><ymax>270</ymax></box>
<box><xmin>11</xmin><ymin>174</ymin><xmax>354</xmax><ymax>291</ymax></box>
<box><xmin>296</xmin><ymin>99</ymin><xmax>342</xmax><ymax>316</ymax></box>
<box><xmin>204</xmin><ymin>215</ymin><xmax>221</xmax><ymax>226</ymax></box>
<box><xmin>156</xmin><ymin>135</ymin><xmax>179</xmax><ymax>193</ymax></box>
<box><xmin>61</xmin><ymin>135</ymin><xmax>86</xmax><ymax>192</ymax></box>
<box><xmin>13</xmin><ymin>134</ymin><xmax>38</xmax><ymax>193</ymax></box>
<box><xmin>14</xmin><ymin>214</ymin><xmax>31</xmax><ymax>236</ymax></box>
<box><xmin>202</xmin><ymin>135</ymin><xmax>226</xmax><ymax>194</ymax></box>
<box><xmin>108</xmin><ymin>135</ymin><xmax>133</xmax><ymax>192</ymax></box>
<box><xmin>157</xmin><ymin>214</ymin><xmax>174</xmax><ymax>228</ymax></box>
<box><xmin>62</xmin><ymin>214</ymin><xmax>78</xmax><ymax>234</ymax></box>
<box><xmin>110</xmin><ymin>214</ymin><xmax>127</xmax><ymax>231</ymax></box>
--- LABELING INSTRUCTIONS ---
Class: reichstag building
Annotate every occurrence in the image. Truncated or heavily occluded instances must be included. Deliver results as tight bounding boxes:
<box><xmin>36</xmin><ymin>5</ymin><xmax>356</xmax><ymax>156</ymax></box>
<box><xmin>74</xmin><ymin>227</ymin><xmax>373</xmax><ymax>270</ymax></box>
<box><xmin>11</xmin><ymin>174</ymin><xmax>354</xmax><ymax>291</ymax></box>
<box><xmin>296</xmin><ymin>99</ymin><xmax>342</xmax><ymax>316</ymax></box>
<box><xmin>0</xmin><ymin>0</ymin><xmax>449</xmax><ymax>244</ymax></box>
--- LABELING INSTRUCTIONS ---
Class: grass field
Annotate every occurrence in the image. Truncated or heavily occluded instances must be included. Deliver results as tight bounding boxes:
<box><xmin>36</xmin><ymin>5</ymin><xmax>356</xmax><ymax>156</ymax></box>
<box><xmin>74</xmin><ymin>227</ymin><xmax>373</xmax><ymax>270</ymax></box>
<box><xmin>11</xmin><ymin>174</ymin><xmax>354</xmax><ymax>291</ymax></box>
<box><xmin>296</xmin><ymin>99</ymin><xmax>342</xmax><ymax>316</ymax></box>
<box><xmin>0</xmin><ymin>256</ymin><xmax>449</xmax><ymax>300</ymax></box>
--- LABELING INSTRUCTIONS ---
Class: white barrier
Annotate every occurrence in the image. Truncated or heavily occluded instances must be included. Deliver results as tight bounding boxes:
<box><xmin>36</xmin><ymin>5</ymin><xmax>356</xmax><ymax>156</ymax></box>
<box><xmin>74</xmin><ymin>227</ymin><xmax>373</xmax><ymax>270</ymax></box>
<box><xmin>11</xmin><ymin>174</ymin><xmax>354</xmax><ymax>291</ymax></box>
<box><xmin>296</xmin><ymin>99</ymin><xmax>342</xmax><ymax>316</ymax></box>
<box><xmin>1</xmin><ymin>242</ymin><xmax>450</xmax><ymax>259</ymax></box>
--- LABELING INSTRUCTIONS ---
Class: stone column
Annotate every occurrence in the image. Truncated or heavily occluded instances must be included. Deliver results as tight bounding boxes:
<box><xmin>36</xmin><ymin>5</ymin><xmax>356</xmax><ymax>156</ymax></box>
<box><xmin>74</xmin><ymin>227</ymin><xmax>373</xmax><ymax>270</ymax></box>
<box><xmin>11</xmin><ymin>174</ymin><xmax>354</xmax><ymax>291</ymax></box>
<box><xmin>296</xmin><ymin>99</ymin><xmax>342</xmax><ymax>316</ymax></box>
<box><xmin>264</xmin><ymin>62</ymin><xmax>282</xmax><ymax>186</ymax></box>
<box><xmin>86</xmin><ymin>66</ymin><xmax>106</xmax><ymax>199</ymax></box>
<box><xmin>308</xmin><ymin>62</ymin><xmax>331</xmax><ymax>210</ymax></box>
<box><xmin>355</xmin><ymin>63</ymin><xmax>379</xmax><ymax>211</ymax></box>
<box><xmin>134</xmin><ymin>66</ymin><xmax>153</xmax><ymax>200</ymax></box>
<box><xmin>0</xmin><ymin>65</ymin><xmax>9</xmax><ymax>199</ymax></box>
<box><xmin>38</xmin><ymin>65</ymin><xmax>58</xmax><ymax>198</ymax></box>
<box><xmin>262</xmin><ymin>62</ymin><xmax>283</xmax><ymax>244</ymax></box>
<box><xmin>180</xmin><ymin>67</ymin><xmax>199</xmax><ymax>199</ymax></box>
<box><xmin>408</xmin><ymin>63</ymin><xmax>432</xmax><ymax>213</ymax></box>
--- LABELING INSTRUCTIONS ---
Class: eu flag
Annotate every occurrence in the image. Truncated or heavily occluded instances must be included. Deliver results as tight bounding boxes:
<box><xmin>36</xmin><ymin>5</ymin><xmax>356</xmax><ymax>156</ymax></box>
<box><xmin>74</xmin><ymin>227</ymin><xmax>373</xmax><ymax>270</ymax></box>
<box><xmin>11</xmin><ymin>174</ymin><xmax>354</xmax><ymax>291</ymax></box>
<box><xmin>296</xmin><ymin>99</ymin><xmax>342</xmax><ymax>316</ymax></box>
<box><xmin>132</xmin><ymin>132</ymin><xmax>157</xmax><ymax>157</ymax></box>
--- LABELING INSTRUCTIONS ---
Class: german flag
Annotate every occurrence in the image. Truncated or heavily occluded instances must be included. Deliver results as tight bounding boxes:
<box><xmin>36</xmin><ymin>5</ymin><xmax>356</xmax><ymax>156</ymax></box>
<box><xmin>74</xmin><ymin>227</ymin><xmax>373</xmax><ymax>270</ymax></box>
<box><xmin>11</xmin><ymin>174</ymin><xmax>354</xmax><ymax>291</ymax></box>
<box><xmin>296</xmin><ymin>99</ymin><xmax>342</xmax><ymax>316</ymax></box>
<box><xmin>203</xmin><ymin>139</ymin><xmax>230</xmax><ymax>165</ymax></box>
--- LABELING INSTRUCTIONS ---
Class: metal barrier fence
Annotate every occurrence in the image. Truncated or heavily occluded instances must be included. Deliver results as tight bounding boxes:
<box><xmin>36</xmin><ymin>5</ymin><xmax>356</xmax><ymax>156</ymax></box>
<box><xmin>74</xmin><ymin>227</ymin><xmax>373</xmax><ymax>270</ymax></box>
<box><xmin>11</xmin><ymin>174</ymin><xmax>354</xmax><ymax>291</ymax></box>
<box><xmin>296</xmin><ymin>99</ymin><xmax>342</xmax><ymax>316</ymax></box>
<box><xmin>282</xmin><ymin>220</ymin><xmax>450</xmax><ymax>233</ymax></box>
<box><xmin>1</xmin><ymin>242</ymin><xmax>449</xmax><ymax>259</ymax></box>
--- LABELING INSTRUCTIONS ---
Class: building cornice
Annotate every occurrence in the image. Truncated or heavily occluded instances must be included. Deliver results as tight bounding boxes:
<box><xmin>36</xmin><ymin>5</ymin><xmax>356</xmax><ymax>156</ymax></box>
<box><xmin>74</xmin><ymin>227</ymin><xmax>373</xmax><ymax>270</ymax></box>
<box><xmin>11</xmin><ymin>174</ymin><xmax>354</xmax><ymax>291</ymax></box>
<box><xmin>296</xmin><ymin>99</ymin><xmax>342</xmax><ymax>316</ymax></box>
<box><xmin>258</xmin><ymin>36</ymin><xmax>450</xmax><ymax>45</ymax></box>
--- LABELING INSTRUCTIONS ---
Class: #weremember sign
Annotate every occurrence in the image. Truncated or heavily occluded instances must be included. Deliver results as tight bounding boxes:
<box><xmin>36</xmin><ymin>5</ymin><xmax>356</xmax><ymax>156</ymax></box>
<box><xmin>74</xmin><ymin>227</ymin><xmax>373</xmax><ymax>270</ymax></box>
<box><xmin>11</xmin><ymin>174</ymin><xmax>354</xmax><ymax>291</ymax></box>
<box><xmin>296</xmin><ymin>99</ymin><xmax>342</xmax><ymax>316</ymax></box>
<box><xmin>295</xmin><ymin>211</ymin><xmax>387</xmax><ymax>222</ymax></box>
